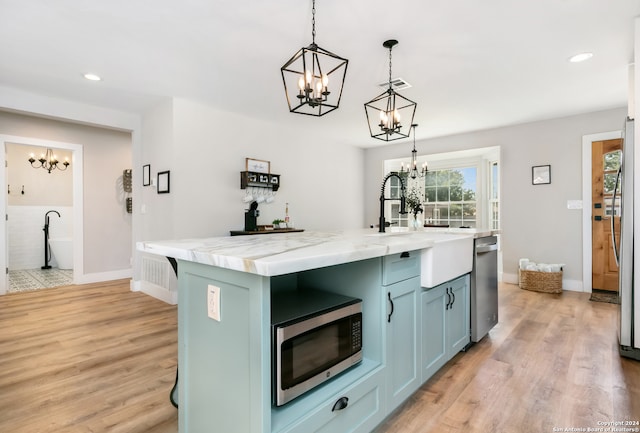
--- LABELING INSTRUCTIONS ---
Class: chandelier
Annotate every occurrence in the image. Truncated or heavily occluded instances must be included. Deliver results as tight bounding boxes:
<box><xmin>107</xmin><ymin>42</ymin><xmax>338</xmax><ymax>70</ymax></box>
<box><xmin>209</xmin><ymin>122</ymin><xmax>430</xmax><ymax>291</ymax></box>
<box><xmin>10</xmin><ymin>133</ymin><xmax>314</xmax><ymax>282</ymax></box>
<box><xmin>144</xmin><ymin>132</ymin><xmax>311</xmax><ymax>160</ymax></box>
<box><xmin>400</xmin><ymin>124</ymin><xmax>426</xmax><ymax>179</ymax></box>
<box><xmin>28</xmin><ymin>148</ymin><xmax>70</xmax><ymax>173</ymax></box>
<box><xmin>364</xmin><ymin>39</ymin><xmax>417</xmax><ymax>141</ymax></box>
<box><xmin>280</xmin><ymin>0</ymin><xmax>348</xmax><ymax>116</ymax></box>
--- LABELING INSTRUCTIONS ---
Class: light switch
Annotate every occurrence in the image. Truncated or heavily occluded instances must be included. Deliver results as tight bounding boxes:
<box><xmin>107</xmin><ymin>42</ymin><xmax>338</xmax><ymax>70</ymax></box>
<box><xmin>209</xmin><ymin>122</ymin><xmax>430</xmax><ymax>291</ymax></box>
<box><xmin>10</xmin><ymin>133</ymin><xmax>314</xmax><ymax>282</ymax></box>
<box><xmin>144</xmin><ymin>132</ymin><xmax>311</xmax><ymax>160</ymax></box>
<box><xmin>567</xmin><ymin>200</ymin><xmax>583</xmax><ymax>210</ymax></box>
<box><xmin>207</xmin><ymin>285</ymin><xmax>221</xmax><ymax>321</ymax></box>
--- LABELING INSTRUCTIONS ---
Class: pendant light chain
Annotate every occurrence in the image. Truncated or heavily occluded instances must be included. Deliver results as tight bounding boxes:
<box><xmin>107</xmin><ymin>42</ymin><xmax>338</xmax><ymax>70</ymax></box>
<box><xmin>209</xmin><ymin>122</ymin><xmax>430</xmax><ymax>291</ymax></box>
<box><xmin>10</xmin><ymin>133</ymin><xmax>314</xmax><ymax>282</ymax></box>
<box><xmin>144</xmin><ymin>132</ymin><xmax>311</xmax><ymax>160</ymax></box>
<box><xmin>388</xmin><ymin>44</ymin><xmax>393</xmax><ymax>90</ymax></box>
<box><xmin>311</xmin><ymin>0</ymin><xmax>316</xmax><ymax>45</ymax></box>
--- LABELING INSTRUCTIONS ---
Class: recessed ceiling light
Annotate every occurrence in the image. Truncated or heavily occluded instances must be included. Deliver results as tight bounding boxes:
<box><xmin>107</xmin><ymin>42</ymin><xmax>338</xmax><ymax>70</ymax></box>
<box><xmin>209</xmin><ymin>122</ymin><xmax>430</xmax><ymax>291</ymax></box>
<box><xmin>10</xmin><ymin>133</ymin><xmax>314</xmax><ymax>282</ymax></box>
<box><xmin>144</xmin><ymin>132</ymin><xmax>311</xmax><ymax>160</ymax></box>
<box><xmin>568</xmin><ymin>52</ymin><xmax>593</xmax><ymax>63</ymax></box>
<box><xmin>83</xmin><ymin>73</ymin><xmax>102</xmax><ymax>81</ymax></box>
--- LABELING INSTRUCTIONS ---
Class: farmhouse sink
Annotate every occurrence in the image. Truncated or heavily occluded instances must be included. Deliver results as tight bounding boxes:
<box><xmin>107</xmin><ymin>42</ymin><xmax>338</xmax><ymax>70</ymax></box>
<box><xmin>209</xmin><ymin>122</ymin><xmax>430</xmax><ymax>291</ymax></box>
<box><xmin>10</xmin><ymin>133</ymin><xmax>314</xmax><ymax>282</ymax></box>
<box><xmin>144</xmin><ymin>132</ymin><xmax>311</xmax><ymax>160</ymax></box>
<box><xmin>421</xmin><ymin>232</ymin><xmax>474</xmax><ymax>288</ymax></box>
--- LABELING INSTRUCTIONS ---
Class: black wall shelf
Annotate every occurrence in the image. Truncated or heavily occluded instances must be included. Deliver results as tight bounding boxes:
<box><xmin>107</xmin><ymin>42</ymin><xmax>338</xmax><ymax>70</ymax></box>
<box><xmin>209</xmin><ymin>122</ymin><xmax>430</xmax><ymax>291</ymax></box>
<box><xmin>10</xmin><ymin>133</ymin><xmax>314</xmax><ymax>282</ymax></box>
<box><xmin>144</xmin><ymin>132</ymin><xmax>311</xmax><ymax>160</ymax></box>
<box><xmin>240</xmin><ymin>171</ymin><xmax>280</xmax><ymax>191</ymax></box>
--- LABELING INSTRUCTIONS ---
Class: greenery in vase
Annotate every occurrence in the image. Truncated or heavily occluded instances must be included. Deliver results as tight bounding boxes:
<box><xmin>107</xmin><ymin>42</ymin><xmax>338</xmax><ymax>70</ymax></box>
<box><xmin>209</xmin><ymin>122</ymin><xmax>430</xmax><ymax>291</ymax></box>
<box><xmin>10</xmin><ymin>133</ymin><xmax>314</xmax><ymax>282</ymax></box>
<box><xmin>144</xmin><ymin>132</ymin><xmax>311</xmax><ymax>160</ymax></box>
<box><xmin>406</xmin><ymin>188</ymin><xmax>423</xmax><ymax>217</ymax></box>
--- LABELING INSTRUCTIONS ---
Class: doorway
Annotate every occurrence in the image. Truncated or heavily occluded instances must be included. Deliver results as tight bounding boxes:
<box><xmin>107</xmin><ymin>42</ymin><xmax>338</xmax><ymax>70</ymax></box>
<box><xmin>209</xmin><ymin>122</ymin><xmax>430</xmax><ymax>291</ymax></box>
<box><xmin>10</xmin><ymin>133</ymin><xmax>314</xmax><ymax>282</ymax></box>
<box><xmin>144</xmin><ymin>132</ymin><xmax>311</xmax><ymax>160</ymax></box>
<box><xmin>0</xmin><ymin>134</ymin><xmax>84</xmax><ymax>295</ymax></box>
<box><xmin>591</xmin><ymin>138</ymin><xmax>622</xmax><ymax>292</ymax></box>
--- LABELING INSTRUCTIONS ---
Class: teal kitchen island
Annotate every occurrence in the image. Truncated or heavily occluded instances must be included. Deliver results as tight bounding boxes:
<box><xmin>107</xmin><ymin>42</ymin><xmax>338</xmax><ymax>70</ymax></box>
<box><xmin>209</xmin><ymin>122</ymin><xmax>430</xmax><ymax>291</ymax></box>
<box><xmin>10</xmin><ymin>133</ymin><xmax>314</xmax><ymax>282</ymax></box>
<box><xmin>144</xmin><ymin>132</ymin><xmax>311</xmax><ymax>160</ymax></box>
<box><xmin>138</xmin><ymin>229</ymin><xmax>478</xmax><ymax>433</ymax></box>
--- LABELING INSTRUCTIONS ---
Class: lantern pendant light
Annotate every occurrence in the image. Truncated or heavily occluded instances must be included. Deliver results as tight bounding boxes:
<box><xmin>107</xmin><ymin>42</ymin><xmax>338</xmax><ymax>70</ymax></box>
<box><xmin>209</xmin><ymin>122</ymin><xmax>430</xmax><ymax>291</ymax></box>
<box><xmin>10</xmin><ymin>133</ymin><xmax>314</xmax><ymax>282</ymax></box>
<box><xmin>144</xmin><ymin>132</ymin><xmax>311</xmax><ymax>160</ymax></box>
<box><xmin>364</xmin><ymin>39</ymin><xmax>417</xmax><ymax>141</ymax></box>
<box><xmin>400</xmin><ymin>124</ymin><xmax>426</xmax><ymax>179</ymax></box>
<box><xmin>280</xmin><ymin>0</ymin><xmax>348</xmax><ymax>117</ymax></box>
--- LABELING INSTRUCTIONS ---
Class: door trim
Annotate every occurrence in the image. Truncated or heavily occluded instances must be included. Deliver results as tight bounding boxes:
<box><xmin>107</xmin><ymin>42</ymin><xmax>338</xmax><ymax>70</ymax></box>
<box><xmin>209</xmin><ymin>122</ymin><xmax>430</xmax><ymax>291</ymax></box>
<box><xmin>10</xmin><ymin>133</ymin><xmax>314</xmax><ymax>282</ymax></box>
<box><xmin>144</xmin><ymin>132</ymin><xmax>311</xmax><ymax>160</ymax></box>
<box><xmin>582</xmin><ymin>130</ymin><xmax>622</xmax><ymax>294</ymax></box>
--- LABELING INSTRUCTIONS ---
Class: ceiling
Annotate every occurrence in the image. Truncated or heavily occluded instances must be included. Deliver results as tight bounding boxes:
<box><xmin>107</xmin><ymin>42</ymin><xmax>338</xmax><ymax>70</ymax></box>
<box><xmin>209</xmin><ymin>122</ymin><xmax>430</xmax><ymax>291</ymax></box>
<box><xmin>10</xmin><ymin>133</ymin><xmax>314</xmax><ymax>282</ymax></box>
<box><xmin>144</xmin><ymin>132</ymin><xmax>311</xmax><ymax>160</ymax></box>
<box><xmin>0</xmin><ymin>0</ymin><xmax>638</xmax><ymax>148</ymax></box>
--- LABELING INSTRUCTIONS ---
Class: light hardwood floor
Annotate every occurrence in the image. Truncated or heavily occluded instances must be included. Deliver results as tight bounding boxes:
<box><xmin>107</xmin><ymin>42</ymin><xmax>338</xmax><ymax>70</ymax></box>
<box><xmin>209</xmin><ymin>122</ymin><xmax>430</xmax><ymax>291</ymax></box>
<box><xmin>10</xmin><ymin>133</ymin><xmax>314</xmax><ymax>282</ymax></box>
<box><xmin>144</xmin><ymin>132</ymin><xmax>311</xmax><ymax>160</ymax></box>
<box><xmin>0</xmin><ymin>280</ymin><xmax>179</xmax><ymax>433</ymax></box>
<box><xmin>1</xmin><ymin>280</ymin><xmax>638</xmax><ymax>433</ymax></box>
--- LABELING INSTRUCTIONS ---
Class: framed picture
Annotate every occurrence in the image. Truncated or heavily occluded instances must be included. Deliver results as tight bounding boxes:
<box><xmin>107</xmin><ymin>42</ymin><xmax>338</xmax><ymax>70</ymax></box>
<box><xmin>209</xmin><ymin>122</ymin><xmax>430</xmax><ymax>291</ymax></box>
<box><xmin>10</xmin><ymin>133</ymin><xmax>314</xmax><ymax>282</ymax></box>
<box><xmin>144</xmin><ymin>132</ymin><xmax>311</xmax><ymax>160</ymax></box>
<box><xmin>246</xmin><ymin>158</ymin><xmax>270</xmax><ymax>174</ymax></box>
<box><xmin>532</xmin><ymin>165</ymin><xmax>551</xmax><ymax>185</ymax></box>
<box><xmin>142</xmin><ymin>164</ymin><xmax>151</xmax><ymax>186</ymax></box>
<box><xmin>157</xmin><ymin>170</ymin><xmax>170</xmax><ymax>194</ymax></box>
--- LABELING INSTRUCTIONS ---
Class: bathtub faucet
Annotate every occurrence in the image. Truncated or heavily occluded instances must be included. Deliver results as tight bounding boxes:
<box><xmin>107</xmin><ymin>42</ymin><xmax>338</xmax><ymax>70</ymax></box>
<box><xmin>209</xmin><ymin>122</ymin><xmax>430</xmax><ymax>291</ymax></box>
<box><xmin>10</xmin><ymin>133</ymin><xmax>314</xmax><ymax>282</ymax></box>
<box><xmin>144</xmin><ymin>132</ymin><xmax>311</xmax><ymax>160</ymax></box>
<box><xmin>45</xmin><ymin>210</ymin><xmax>60</xmax><ymax>227</ymax></box>
<box><xmin>42</xmin><ymin>210</ymin><xmax>60</xmax><ymax>269</ymax></box>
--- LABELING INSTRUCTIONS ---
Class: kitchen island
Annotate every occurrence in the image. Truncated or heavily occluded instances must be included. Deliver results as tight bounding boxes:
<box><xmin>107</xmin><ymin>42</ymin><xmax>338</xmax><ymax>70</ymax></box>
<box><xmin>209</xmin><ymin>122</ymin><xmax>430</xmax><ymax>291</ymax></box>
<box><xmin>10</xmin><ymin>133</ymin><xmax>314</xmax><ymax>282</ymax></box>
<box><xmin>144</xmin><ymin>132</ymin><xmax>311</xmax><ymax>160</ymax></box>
<box><xmin>138</xmin><ymin>229</ymin><xmax>484</xmax><ymax>433</ymax></box>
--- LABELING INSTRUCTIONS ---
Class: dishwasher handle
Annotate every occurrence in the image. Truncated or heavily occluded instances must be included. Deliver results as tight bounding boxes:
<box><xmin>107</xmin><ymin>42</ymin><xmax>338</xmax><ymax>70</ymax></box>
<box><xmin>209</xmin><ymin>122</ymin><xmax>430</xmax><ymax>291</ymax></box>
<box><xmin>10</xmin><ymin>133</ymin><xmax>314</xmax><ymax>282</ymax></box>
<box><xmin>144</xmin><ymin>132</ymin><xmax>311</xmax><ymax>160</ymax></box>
<box><xmin>476</xmin><ymin>244</ymin><xmax>498</xmax><ymax>253</ymax></box>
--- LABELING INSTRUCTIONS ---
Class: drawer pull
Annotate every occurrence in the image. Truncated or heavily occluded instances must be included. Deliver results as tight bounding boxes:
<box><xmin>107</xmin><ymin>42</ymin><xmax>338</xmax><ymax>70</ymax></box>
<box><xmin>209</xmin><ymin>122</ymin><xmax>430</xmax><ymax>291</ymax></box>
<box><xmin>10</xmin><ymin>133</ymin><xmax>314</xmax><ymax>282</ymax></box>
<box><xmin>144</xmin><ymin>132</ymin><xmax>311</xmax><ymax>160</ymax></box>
<box><xmin>332</xmin><ymin>396</ymin><xmax>349</xmax><ymax>411</ymax></box>
<box><xmin>400</xmin><ymin>251</ymin><xmax>410</xmax><ymax>258</ymax></box>
<box><xmin>387</xmin><ymin>292</ymin><xmax>394</xmax><ymax>323</ymax></box>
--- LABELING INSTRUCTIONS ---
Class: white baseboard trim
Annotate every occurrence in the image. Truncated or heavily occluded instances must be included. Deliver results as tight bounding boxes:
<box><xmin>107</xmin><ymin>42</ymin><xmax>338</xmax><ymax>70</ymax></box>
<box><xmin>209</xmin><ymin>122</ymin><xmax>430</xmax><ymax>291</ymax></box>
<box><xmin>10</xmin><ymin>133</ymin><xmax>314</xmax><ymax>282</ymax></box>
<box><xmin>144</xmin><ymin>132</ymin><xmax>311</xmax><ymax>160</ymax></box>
<box><xmin>75</xmin><ymin>268</ymin><xmax>132</xmax><ymax>285</ymax></box>
<box><xmin>133</xmin><ymin>279</ymin><xmax>178</xmax><ymax>305</ymax></box>
<box><xmin>502</xmin><ymin>272</ymin><xmax>584</xmax><ymax>292</ymax></box>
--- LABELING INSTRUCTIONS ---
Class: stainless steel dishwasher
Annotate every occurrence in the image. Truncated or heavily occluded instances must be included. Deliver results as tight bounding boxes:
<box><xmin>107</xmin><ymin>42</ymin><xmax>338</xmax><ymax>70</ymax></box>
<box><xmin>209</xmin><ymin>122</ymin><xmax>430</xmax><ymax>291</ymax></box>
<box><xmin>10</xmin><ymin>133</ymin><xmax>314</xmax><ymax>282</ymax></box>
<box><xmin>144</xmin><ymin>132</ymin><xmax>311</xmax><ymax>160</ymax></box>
<box><xmin>470</xmin><ymin>235</ymin><xmax>498</xmax><ymax>342</ymax></box>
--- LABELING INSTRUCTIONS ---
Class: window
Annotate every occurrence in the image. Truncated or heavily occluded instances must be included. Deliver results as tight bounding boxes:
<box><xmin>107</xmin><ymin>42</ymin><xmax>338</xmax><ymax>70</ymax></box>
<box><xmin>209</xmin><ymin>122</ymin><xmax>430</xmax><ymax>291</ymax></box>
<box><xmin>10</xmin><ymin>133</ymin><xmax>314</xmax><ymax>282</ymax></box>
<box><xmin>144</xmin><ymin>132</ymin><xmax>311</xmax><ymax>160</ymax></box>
<box><xmin>423</xmin><ymin>167</ymin><xmax>477</xmax><ymax>228</ymax></box>
<box><xmin>490</xmin><ymin>161</ymin><xmax>500</xmax><ymax>230</ymax></box>
<box><xmin>382</xmin><ymin>146</ymin><xmax>500</xmax><ymax>230</ymax></box>
<box><xmin>603</xmin><ymin>150</ymin><xmax>621</xmax><ymax>217</ymax></box>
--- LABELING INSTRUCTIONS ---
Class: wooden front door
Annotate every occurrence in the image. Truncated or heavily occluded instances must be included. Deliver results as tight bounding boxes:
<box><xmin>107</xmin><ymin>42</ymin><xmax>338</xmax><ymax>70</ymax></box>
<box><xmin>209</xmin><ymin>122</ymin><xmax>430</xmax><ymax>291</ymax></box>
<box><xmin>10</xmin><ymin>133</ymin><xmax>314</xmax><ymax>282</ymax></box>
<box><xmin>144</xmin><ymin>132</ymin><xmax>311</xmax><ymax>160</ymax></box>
<box><xmin>591</xmin><ymin>139</ymin><xmax>622</xmax><ymax>292</ymax></box>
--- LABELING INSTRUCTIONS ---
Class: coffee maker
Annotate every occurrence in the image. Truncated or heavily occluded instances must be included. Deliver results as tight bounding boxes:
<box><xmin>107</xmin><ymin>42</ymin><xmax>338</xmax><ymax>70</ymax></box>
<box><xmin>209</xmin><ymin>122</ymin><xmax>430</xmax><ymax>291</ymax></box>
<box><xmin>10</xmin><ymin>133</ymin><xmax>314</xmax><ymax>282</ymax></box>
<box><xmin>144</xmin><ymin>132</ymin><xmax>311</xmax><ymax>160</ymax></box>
<box><xmin>244</xmin><ymin>201</ymin><xmax>259</xmax><ymax>231</ymax></box>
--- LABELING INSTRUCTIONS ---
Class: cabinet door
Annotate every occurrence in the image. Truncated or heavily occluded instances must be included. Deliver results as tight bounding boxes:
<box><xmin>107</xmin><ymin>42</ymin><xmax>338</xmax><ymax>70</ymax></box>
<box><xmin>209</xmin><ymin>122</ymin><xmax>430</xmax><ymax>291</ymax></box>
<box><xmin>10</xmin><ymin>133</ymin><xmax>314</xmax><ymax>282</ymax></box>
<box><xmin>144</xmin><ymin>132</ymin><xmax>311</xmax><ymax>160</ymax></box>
<box><xmin>420</xmin><ymin>285</ymin><xmax>447</xmax><ymax>383</ymax></box>
<box><xmin>386</xmin><ymin>276</ymin><xmax>420</xmax><ymax>411</ymax></box>
<box><xmin>446</xmin><ymin>275</ymin><xmax>470</xmax><ymax>356</ymax></box>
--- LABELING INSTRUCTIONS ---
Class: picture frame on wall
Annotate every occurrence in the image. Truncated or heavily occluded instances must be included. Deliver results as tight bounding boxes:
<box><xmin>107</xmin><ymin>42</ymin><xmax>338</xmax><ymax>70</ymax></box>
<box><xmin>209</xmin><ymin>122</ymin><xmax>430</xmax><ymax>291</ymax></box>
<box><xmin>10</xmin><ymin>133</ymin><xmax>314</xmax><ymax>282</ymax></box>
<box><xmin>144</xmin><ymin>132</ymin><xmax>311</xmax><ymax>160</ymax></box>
<box><xmin>246</xmin><ymin>158</ymin><xmax>270</xmax><ymax>174</ymax></box>
<box><xmin>157</xmin><ymin>170</ymin><xmax>170</xmax><ymax>194</ymax></box>
<box><xmin>142</xmin><ymin>164</ymin><xmax>151</xmax><ymax>186</ymax></box>
<box><xmin>532</xmin><ymin>165</ymin><xmax>551</xmax><ymax>185</ymax></box>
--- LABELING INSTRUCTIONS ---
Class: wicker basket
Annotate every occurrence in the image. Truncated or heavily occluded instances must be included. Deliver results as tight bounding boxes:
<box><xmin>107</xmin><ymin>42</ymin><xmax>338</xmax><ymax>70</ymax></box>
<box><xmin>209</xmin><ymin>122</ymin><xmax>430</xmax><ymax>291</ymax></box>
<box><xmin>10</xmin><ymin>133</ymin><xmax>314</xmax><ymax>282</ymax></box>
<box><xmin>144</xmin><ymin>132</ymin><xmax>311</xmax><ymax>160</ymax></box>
<box><xmin>518</xmin><ymin>269</ymin><xmax>563</xmax><ymax>294</ymax></box>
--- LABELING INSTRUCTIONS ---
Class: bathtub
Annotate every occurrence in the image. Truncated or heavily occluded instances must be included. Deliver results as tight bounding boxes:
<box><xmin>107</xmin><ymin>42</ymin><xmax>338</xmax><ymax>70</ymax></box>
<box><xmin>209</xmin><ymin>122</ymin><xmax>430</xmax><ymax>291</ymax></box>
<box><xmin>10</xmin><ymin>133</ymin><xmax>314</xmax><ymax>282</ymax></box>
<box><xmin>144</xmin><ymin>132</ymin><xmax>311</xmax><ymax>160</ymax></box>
<box><xmin>49</xmin><ymin>238</ymin><xmax>73</xmax><ymax>270</ymax></box>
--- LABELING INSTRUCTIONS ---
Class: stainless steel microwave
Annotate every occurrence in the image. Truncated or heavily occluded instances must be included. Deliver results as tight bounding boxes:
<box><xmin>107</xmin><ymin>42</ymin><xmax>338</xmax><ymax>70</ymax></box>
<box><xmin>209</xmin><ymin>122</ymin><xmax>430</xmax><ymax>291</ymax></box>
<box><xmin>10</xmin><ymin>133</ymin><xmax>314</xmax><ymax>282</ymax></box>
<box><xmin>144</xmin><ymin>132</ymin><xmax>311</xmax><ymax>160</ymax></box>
<box><xmin>271</xmin><ymin>289</ymin><xmax>363</xmax><ymax>406</ymax></box>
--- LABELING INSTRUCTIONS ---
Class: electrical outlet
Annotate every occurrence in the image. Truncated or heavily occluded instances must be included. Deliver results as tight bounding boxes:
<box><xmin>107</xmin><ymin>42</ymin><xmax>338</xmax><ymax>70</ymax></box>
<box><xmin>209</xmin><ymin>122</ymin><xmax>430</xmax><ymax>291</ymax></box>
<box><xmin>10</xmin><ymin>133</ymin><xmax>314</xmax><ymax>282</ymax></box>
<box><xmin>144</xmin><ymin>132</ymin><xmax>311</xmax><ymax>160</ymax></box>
<box><xmin>207</xmin><ymin>285</ymin><xmax>221</xmax><ymax>321</ymax></box>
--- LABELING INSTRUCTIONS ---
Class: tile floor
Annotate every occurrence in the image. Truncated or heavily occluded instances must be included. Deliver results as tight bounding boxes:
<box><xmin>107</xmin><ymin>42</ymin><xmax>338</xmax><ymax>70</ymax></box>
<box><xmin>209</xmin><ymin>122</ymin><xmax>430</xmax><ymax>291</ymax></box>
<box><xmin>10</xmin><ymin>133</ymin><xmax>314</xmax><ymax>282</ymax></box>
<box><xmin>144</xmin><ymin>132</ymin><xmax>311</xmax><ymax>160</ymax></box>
<box><xmin>8</xmin><ymin>268</ymin><xmax>73</xmax><ymax>293</ymax></box>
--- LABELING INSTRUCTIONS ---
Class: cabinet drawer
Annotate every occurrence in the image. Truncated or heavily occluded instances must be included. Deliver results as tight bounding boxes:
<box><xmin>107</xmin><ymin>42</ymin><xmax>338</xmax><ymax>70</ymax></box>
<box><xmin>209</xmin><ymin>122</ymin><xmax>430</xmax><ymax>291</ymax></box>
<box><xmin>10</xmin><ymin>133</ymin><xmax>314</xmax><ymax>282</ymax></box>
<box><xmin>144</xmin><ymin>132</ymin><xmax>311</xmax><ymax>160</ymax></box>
<box><xmin>382</xmin><ymin>250</ymin><xmax>421</xmax><ymax>285</ymax></box>
<box><xmin>281</xmin><ymin>368</ymin><xmax>385</xmax><ymax>433</ymax></box>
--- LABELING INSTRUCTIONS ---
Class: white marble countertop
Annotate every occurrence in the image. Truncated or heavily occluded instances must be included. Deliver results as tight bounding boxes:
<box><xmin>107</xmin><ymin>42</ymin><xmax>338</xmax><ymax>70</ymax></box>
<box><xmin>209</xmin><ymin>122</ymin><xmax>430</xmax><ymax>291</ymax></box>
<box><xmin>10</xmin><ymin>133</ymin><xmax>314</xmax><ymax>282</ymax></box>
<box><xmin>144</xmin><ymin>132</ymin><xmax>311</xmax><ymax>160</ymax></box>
<box><xmin>137</xmin><ymin>228</ymin><xmax>489</xmax><ymax>277</ymax></box>
<box><xmin>421</xmin><ymin>227</ymin><xmax>500</xmax><ymax>238</ymax></box>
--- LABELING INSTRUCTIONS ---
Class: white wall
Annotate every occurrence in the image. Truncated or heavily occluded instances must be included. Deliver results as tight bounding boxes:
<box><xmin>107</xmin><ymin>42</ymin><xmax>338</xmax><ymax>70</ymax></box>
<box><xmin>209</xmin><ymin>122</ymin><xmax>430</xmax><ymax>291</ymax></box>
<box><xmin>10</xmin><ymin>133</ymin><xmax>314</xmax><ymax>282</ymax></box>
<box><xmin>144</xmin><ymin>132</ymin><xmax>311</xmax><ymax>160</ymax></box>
<box><xmin>138</xmin><ymin>98</ymin><xmax>365</xmax><ymax>241</ymax></box>
<box><xmin>364</xmin><ymin>107</ymin><xmax>628</xmax><ymax>289</ymax></box>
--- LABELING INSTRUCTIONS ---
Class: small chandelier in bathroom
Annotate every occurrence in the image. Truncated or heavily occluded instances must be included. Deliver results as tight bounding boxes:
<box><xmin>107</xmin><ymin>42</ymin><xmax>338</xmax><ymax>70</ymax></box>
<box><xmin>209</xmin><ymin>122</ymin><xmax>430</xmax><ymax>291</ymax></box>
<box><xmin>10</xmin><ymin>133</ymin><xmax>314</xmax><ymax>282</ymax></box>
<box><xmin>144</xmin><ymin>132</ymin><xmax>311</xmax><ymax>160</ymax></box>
<box><xmin>400</xmin><ymin>124</ymin><xmax>426</xmax><ymax>179</ymax></box>
<box><xmin>280</xmin><ymin>0</ymin><xmax>349</xmax><ymax>116</ymax></box>
<box><xmin>28</xmin><ymin>148</ymin><xmax>70</xmax><ymax>173</ymax></box>
<box><xmin>364</xmin><ymin>39</ymin><xmax>417</xmax><ymax>141</ymax></box>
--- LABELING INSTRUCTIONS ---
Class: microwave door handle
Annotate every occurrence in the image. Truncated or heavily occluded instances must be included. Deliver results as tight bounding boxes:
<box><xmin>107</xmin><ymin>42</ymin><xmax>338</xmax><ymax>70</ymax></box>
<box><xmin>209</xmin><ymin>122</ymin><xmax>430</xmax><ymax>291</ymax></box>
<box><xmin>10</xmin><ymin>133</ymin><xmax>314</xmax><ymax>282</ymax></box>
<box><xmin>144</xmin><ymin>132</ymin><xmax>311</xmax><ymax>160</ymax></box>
<box><xmin>611</xmin><ymin>166</ymin><xmax>621</xmax><ymax>267</ymax></box>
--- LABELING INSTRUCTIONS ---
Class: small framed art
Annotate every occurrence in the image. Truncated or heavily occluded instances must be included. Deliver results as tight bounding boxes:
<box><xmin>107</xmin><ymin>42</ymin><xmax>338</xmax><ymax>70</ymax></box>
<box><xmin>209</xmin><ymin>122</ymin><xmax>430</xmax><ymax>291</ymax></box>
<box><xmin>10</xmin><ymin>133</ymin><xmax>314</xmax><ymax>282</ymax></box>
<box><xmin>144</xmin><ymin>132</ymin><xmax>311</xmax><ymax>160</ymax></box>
<box><xmin>532</xmin><ymin>165</ymin><xmax>551</xmax><ymax>185</ymax></box>
<box><xmin>157</xmin><ymin>170</ymin><xmax>170</xmax><ymax>194</ymax></box>
<box><xmin>246</xmin><ymin>158</ymin><xmax>270</xmax><ymax>174</ymax></box>
<box><xmin>143</xmin><ymin>164</ymin><xmax>151</xmax><ymax>186</ymax></box>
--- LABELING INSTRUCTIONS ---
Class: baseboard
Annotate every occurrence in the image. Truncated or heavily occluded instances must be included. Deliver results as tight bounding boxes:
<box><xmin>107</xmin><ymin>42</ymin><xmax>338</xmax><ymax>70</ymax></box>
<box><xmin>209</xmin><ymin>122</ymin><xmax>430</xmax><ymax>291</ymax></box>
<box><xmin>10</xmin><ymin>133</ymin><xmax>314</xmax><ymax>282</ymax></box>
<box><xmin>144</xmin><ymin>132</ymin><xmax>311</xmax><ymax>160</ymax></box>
<box><xmin>133</xmin><ymin>279</ymin><xmax>178</xmax><ymax>305</ymax></box>
<box><xmin>75</xmin><ymin>268</ymin><xmax>132</xmax><ymax>285</ymax></box>
<box><xmin>502</xmin><ymin>272</ymin><xmax>583</xmax><ymax>292</ymax></box>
